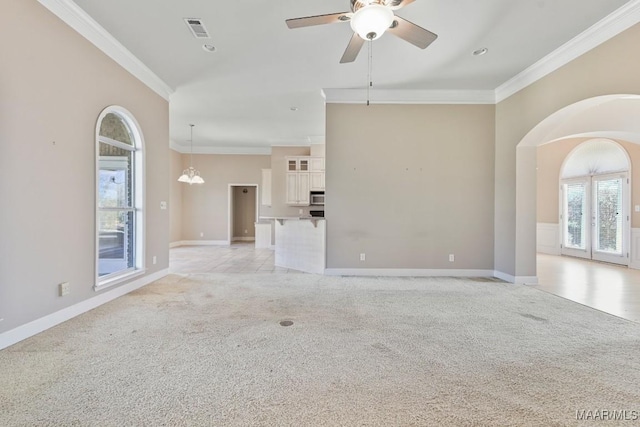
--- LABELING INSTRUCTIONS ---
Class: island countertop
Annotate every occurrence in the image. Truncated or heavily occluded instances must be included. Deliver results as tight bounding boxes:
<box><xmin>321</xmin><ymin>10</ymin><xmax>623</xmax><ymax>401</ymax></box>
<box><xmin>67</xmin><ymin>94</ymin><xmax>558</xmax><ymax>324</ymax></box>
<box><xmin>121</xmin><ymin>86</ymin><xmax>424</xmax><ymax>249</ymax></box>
<box><xmin>259</xmin><ymin>216</ymin><xmax>325</xmax><ymax>220</ymax></box>
<box><xmin>259</xmin><ymin>216</ymin><xmax>325</xmax><ymax>226</ymax></box>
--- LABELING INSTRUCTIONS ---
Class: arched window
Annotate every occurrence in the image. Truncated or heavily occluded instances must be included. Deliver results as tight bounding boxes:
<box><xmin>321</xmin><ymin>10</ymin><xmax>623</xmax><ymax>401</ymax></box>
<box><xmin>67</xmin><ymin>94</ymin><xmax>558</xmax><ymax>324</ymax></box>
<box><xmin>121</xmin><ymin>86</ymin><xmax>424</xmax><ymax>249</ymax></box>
<box><xmin>96</xmin><ymin>107</ymin><xmax>144</xmax><ymax>289</ymax></box>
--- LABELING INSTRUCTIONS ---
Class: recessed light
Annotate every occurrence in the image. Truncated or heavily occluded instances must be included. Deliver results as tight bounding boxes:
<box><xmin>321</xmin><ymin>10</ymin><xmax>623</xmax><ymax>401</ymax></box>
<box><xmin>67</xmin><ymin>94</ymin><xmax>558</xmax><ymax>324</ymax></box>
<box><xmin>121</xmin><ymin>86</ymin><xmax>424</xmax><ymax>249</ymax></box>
<box><xmin>473</xmin><ymin>47</ymin><xmax>488</xmax><ymax>56</ymax></box>
<box><xmin>290</xmin><ymin>107</ymin><xmax>299</xmax><ymax>111</ymax></box>
<box><xmin>202</xmin><ymin>44</ymin><xmax>216</xmax><ymax>52</ymax></box>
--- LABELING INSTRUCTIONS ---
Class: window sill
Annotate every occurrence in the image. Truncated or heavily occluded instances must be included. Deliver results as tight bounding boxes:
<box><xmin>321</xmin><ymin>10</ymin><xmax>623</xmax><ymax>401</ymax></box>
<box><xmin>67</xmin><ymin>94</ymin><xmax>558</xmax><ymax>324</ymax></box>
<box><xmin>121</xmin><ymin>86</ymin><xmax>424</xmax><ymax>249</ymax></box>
<box><xmin>95</xmin><ymin>269</ymin><xmax>146</xmax><ymax>292</ymax></box>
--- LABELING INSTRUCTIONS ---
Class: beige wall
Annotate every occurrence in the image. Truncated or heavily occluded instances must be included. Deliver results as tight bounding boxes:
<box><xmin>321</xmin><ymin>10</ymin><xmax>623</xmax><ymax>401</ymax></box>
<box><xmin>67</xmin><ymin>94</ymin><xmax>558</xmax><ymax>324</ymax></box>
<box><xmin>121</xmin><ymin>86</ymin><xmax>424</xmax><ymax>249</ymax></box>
<box><xmin>170</xmin><ymin>149</ymin><xmax>183</xmax><ymax>243</ymax></box>
<box><xmin>176</xmin><ymin>147</ymin><xmax>315</xmax><ymax>243</ymax></box>
<box><xmin>537</xmin><ymin>138</ymin><xmax>640</xmax><ymax>226</ymax></box>
<box><xmin>326</xmin><ymin>104</ymin><xmax>495</xmax><ymax>269</ymax></box>
<box><xmin>232</xmin><ymin>186</ymin><xmax>257</xmax><ymax>239</ymax></box>
<box><xmin>0</xmin><ymin>0</ymin><xmax>169</xmax><ymax>333</ymax></box>
<box><xmin>180</xmin><ymin>155</ymin><xmax>270</xmax><ymax>241</ymax></box>
<box><xmin>495</xmin><ymin>22</ymin><xmax>640</xmax><ymax>277</ymax></box>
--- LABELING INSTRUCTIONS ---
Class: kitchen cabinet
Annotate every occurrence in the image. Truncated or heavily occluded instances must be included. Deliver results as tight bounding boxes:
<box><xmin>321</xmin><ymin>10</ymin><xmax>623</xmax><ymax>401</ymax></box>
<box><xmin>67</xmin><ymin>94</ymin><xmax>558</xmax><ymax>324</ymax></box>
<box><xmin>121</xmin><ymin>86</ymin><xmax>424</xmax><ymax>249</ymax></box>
<box><xmin>286</xmin><ymin>156</ymin><xmax>311</xmax><ymax>205</ymax></box>
<box><xmin>286</xmin><ymin>172</ymin><xmax>310</xmax><ymax>205</ymax></box>
<box><xmin>310</xmin><ymin>157</ymin><xmax>324</xmax><ymax>172</ymax></box>
<box><xmin>310</xmin><ymin>157</ymin><xmax>325</xmax><ymax>191</ymax></box>
<box><xmin>310</xmin><ymin>171</ymin><xmax>325</xmax><ymax>191</ymax></box>
<box><xmin>286</xmin><ymin>156</ymin><xmax>322</xmax><ymax>204</ymax></box>
<box><xmin>261</xmin><ymin>169</ymin><xmax>272</xmax><ymax>206</ymax></box>
<box><xmin>287</xmin><ymin>157</ymin><xmax>309</xmax><ymax>172</ymax></box>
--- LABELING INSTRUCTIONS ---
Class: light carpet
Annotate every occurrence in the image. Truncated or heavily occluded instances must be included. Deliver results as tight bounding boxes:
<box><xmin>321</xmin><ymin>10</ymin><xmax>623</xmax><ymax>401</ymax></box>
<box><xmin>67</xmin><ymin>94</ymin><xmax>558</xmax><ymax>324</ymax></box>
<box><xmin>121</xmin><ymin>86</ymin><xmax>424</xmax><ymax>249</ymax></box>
<box><xmin>1</xmin><ymin>274</ymin><xmax>640</xmax><ymax>426</ymax></box>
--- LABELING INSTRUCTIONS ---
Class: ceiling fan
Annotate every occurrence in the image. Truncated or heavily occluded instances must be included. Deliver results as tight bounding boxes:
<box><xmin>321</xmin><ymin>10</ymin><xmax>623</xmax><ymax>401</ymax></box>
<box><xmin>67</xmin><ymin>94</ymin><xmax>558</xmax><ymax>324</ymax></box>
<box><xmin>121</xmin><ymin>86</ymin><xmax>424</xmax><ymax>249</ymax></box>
<box><xmin>286</xmin><ymin>0</ymin><xmax>438</xmax><ymax>63</ymax></box>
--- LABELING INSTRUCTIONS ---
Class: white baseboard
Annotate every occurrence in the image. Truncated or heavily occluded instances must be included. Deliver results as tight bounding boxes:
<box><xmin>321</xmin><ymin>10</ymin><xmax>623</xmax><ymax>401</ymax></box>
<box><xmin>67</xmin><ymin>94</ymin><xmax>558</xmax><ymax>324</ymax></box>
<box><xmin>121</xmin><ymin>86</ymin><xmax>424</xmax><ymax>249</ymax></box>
<box><xmin>171</xmin><ymin>240</ymin><xmax>230</xmax><ymax>247</ymax></box>
<box><xmin>493</xmin><ymin>270</ymin><xmax>539</xmax><ymax>285</ymax></box>
<box><xmin>324</xmin><ymin>268</ymin><xmax>495</xmax><ymax>277</ymax></box>
<box><xmin>537</xmin><ymin>223</ymin><xmax>560</xmax><ymax>255</ymax></box>
<box><xmin>0</xmin><ymin>268</ymin><xmax>169</xmax><ymax>350</ymax></box>
<box><xmin>232</xmin><ymin>237</ymin><xmax>255</xmax><ymax>242</ymax></box>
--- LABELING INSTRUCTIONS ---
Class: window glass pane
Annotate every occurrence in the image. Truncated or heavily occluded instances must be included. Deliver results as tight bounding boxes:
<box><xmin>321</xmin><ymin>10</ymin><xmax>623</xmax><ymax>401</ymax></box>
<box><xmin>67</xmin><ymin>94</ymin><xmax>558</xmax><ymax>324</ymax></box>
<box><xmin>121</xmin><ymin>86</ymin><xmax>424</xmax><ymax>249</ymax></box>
<box><xmin>99</xmin><ymin>113</ymin><xmax>133</xmax><ymax>145</ymax></box>
<box><xmin>98</xmin><ymin>145</ymin><xmax>132</xmax><ymax>209</ymax></box>
<box><xmin>96</xmin><ymin>108</ymin><xmax>141</xmax><ymax>283</ymax></box>
<box><xmin>98</xmin><ymin>210</ymin><xmax>135</xmax><ymax>276</ymax></box>
<box><xmin>565</xmin><ymin>182</ymin><xmax>586</xmax><ymax>249</ymax></box>
<box><xmin>596</xmin><ymin>179</ymin><xmax>623</xmax><ymax>254</ymax></box>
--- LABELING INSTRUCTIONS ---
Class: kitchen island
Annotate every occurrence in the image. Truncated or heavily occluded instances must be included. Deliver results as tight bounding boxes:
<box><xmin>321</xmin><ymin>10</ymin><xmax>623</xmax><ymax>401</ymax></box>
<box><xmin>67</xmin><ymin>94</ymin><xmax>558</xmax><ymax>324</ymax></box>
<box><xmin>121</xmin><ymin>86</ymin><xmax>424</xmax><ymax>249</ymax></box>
<box><xmin>260</xmin><ymin>217</ymin><xmax>325</xmax><ymax>274</ymax></box>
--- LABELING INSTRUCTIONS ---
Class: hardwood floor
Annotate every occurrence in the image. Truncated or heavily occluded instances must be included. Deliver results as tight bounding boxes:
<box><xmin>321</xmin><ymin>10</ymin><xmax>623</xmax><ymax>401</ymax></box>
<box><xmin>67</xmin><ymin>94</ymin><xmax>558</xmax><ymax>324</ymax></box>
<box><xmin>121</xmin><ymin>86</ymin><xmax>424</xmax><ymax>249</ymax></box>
<box><xmin>534</xmin><ymin>253</ymin><xmax>640</xmax><ymax>322</ymax></box>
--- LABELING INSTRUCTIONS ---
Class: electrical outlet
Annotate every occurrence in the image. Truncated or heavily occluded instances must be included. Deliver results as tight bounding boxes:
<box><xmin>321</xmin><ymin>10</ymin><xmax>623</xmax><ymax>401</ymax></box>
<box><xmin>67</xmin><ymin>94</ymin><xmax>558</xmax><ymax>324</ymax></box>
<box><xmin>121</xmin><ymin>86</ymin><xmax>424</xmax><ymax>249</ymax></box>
<box><xmin>244</xmin><ymin>229</ymin><xmax>248</xmax><ymax>234</ymax></box>
<box><xmin>449</xmin><ymin>254</ymin><xmax>455</xmax><ymax>262</ymax></box>
<box><xmin>160</xmin><ymin>201</ymin><xmax>167</xmax><ymax>210</ymax></box>
<box><xmin>299</xmin><ymin>209</ymin><xmax>303</xmax><ymax>215</ymax></box>
<box><xmin>59</xmin><ymin>282</ymin><xmax>70</xmax><ymax>297</ymax></box>
<box><xmin>200</xmin><ymin>232</ymin><xmax>204</xmax><ymax>237</ymax></box>
<box><xmin>360</xmin><ymin>253</ymin><xmax>366</xmax><ymax>261</ymax></box>
<box><xmin>152</xmin><ymin>256</ymin><xmax>157</xmax><ymax>265</ymax></box>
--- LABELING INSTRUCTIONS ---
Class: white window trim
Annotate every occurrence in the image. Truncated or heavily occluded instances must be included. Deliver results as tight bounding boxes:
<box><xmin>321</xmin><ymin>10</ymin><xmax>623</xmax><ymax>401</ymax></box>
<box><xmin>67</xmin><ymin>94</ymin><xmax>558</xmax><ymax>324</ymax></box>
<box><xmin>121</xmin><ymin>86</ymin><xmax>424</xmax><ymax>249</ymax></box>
<box><xmin>95</xmin><ymin>106</ymin><xmax>145</xmax><ymax>291</ymax></box>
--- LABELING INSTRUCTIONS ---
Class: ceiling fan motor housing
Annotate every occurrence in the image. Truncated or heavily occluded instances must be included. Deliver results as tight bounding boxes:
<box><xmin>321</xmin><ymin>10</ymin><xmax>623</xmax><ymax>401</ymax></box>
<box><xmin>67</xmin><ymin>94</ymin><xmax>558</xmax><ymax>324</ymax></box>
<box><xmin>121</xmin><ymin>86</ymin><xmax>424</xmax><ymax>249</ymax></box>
<box><xmin>351</xmin><ymin>0</ymin><xmax>387</xmax><ymax>12</ymax></box>
<box><xmin>350</xmin><ymin>4</ymin><xmax>395</xmax><ymax>40</ymax></box>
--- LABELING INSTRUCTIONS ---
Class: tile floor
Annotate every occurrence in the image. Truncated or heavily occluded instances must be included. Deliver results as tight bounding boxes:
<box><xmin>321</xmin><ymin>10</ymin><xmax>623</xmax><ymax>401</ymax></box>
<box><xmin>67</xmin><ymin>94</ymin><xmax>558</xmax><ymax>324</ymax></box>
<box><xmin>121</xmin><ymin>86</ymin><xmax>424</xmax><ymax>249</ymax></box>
<box><xmin>169</xmin><ymin>242</ymin><xmax>300</xmax><ymax>274</ymax></box>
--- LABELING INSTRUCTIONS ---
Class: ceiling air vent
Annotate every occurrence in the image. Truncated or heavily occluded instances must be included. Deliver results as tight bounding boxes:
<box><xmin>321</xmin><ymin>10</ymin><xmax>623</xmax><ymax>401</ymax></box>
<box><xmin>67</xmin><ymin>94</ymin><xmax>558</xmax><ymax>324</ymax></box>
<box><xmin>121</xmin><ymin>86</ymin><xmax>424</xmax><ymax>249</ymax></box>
<box><xmin>184</xmin><ymin>18</ymin><xmax>210</xmax><ymax>39</ymax></box>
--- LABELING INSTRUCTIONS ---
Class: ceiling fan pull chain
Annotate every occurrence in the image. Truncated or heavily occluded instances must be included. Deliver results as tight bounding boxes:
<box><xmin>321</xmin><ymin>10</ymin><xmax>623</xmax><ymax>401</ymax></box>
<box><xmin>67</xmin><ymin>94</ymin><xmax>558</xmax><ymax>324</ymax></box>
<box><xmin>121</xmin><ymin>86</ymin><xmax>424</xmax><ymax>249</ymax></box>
<box><xmin>367</xmin><ymin>40</ymin><xmax>372</xmax><ymax>106</ymax></box>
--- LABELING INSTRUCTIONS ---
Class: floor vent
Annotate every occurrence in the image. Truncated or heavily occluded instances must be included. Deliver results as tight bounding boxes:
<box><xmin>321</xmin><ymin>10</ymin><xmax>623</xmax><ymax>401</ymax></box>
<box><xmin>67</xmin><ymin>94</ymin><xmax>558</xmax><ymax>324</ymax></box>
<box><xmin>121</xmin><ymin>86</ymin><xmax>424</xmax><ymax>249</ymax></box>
<box><xmin>184</xmin><ymin>18</ymin><xmax>210</xmax><ymax>39</ymax></box>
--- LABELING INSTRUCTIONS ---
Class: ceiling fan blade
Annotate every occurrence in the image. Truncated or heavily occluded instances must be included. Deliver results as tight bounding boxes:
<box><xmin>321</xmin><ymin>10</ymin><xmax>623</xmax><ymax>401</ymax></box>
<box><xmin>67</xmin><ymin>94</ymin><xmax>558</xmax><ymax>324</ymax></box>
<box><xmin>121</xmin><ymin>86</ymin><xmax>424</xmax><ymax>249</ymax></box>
<box><xmin>387</xmin><ymin>16</ymin><xmax>437</xmax><ymax>49</ymax></box>
<box><xmin>385</xmin><ymin>0</ymin><xmax>417</xmax><ymax>10</ymax></box>
<box><xmin>286</xmin><ymin>12</ymin><xmax>351</xmax><ymax>29</ymax></box>
<box><xmin>340</xmin><ymin>33</ymin><xmax>365</xmax><ymax>63</ymax></box>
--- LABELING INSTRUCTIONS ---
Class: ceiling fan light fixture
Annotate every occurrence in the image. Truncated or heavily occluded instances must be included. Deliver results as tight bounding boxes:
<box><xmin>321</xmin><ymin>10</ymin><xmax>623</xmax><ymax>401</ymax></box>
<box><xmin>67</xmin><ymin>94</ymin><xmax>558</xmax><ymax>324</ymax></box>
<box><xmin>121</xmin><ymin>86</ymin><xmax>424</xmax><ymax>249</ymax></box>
<box><xmin>350</xmin><ymin>4</ymin><xmax>394</xmax><ymax>41</ymax></box>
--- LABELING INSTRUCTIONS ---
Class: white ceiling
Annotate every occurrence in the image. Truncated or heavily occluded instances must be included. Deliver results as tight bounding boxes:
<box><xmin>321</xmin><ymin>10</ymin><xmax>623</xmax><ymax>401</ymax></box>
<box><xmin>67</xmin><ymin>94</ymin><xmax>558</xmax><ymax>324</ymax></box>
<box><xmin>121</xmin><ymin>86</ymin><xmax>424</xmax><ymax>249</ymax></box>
<box><xmin>69</xmin><ymin>0</ymin><xmax>633</xmax><ymax>152</ymax></box>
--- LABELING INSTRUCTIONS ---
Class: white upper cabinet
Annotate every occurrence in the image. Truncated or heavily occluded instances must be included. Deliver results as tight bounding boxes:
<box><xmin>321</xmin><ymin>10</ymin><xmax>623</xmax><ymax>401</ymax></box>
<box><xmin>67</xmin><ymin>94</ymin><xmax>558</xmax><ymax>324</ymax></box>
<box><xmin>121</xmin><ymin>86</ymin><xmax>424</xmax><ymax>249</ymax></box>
<box><xmin>310</xmin><ymin>172</ymin><xmax>325</xmax><ymax>191</ymax></box>
<box><xmin>310</xmin><ymin>157</ymin><xmax>324</xmax><ymax>172</ymax></box>
<box><xmin>286</xmin><ymin>155</ymin><xmax>324</xmax><ymax>204</ymax></box>
<box><xmin>285</xmin><ymin>156</ymin><xmax>311</xmax><ymax>205</ymax></box>
<box><xmin>309</xmin><ymin>157</ymin><xmax>325</xmax><ymax>191</ymax></box>
<box><xmin>286</xmin><ymin>171</ymin><xmax>310</xmax><ymax>205</ymax></box>
<box><xmin>261</xmin><ymin>169</ymin><xmax>272</xmax><ymax>206</ymax></box>
<box><xmin>287</xmin><ymin>157</ymin><xmax>309</xmax><ymax>172</ymax></box>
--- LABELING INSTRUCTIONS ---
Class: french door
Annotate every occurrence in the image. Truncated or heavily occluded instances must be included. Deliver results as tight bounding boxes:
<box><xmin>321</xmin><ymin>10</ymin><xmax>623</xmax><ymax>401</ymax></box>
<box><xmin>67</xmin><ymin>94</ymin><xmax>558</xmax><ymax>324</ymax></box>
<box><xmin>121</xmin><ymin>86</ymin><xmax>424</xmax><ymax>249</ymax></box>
<box><xmin>561</xmin><ymin>173</ymin><xmax>629</xmax><ymax>265</ymax></box>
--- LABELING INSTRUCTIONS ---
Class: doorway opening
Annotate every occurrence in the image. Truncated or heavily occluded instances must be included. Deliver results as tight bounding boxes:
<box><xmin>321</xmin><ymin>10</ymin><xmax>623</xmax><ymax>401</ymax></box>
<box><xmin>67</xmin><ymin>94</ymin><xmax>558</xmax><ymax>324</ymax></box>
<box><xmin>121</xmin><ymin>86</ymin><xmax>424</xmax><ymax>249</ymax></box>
<box><xmin>560</xmin><ymin>139</ymin><xmax>630</xmax><ymax>265</ymax></box>
<box><xmin>228</xmin><ymin>184</ymin><xmax>259</xmax><ymax>244</ymax></box>
<box><xmin>512</xmin><ymin>94</ymin><xmax>640</xmax><ymax>283</ymax></box>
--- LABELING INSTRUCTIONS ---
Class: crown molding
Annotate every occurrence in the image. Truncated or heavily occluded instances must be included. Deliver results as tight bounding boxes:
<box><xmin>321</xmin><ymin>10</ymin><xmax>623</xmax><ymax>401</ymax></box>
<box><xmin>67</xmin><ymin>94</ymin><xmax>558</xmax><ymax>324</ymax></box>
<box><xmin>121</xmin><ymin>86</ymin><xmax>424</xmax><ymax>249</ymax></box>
<box><xmin>38</xmin><ymin>0</ymin><xmax>173</xmax><ymax>101</ymax></box>
<box><xmin>495</xmin><ymin>0</ymin><xmax>640</xmax><ymax>103</ymax></box>
<box><xmin>170</xmin><ymin>141</ymin><xmax>271</xmax><ymax>155</ymax></box>
<box><xmin>322</xmin><ymin>89</ymin><xmax>496</xmax><ymax>105</ymax></box>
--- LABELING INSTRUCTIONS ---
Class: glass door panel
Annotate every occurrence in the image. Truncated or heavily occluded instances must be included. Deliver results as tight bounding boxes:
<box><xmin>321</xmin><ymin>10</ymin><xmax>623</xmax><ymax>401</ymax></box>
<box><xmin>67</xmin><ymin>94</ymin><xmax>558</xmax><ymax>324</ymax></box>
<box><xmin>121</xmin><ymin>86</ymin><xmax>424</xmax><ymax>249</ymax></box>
<box><xmin>560</xmin><ymin>174</ymin><xmax>628</xmax><ymax>265</ymax></box>
<box><xmin>562</xmin><ymin>181</ymin><xmax>590</xmax><ymax>258</ymax></box>
<box><xmin>592</xmin><ymin>175</ymin><xmax>627</xmax><ymax>264</ymax></box>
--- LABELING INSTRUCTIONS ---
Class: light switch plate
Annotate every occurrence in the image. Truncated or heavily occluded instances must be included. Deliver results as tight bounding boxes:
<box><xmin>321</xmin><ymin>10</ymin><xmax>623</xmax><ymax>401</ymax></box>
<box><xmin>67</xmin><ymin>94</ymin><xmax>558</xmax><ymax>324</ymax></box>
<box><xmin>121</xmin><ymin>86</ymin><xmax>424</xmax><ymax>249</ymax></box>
<box><xmin>160</xmin><ymin>201</ymin><xmax>167</xmax><ymax>210</ymax></box>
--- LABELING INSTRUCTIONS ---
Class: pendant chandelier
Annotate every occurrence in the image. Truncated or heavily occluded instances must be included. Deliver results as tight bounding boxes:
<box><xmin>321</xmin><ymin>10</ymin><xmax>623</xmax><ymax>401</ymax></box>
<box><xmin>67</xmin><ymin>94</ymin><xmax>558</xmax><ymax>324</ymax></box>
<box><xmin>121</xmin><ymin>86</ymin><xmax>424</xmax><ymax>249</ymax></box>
<box><xmin>178</xmin><ymin>124</ymin><xmax>205</xmax><ymax>185</ymax></box>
